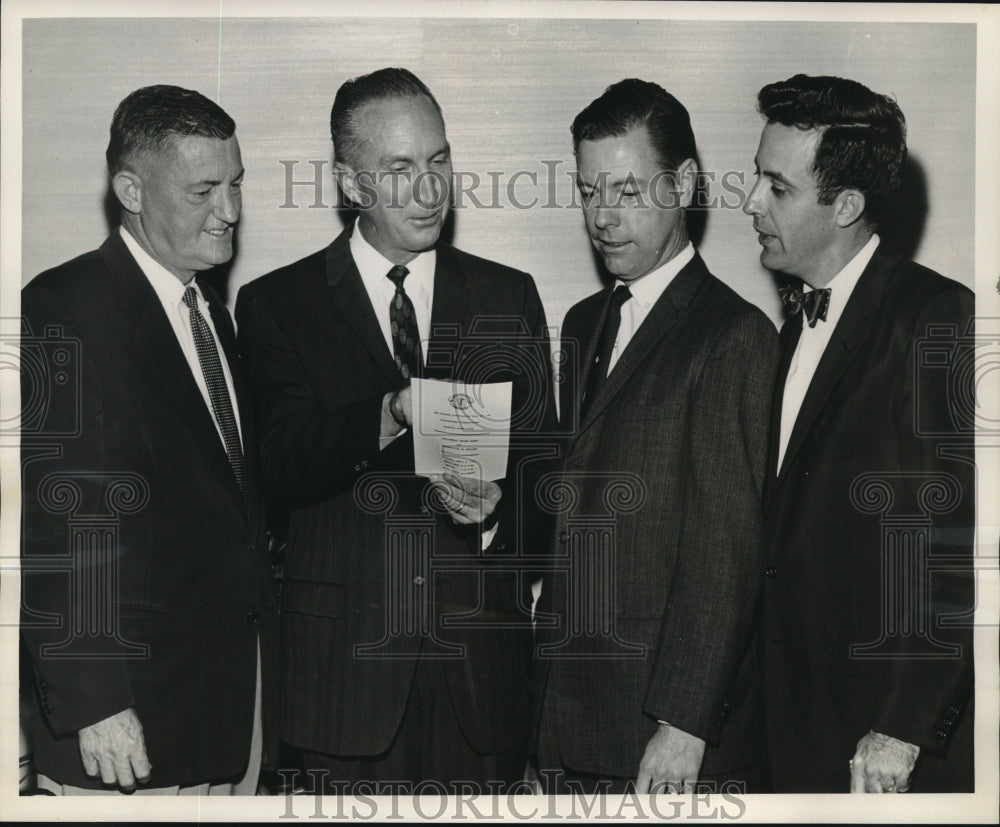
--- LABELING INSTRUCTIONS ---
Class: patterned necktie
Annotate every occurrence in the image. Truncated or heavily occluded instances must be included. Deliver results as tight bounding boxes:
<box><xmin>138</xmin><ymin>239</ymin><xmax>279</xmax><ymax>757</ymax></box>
<box><xmin>582</xmin><ymin>284</ymin><xmax>632</xmax><ymax>417</ymax></box>
<box><xmin>181</xmin><ymin>286</ymin><xmax>248</xmax><ymax>500</ymax></box>
<box><xmin>779</xmin><ymin>284</ymin><xmax>831</xmax><ymax>328</ymax></box>
<box><xmin>387</xmin><ymin>265</ymin><xmax>423</xmax><ymax>381</ymax></box>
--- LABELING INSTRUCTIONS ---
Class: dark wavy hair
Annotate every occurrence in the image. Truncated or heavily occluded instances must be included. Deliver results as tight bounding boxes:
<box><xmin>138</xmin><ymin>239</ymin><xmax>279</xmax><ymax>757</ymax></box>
<box><xmin>758</xmin><ymin>74</ymin><xmax>906</xmax><ymax>228</ymax></box>
<box><xmin>330</xmin><ymin>67</ymin><xmax>443</xmax><ymax>168</ymax></box>
<box><xmin>106</xmin><ymin>85</ymin><xmax>235</xmax><ymax>174</ymax></box>
<box><xmin>571</xmin><ymin>78</ymin><xmax>698</xmax><ymax>174</ymax></box>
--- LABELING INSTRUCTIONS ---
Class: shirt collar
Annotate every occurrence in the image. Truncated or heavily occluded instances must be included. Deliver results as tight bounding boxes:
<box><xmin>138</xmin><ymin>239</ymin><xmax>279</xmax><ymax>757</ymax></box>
<box><xmin>119</xmin><ymin>225</ymin><xmax>204</xmax><ymax>310</ymax></box>
<box><xmin>803</xmin><ymin>233</ymin><xmax>880</xmax><ymax>331</ymax></box>
<box><xmin>350</xmin><ymin>220</ymin><xmax>436</xmax><ymax>294</ymax></box>
<box><xmin>616</xmin><ymin>242</ymin><xmax>695</xmax><ymax>309</ymax></box>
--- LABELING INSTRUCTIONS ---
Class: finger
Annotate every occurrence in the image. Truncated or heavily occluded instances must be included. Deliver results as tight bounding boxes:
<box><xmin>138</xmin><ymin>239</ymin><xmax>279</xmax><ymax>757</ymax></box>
<box><xmin>634</xmin><ymin>771</ymin><xmax>651</xmax><ymax>794</ymax></box>
<box><xmin>879</xmin><ymin>774</ymin><xmax>898</xmax><ymax>793</ymax></box>
<box><xmin>443</xmin><ymin>472</ymin><xmax>479</xmax><ymax>493</ymax></box>
<box><xmin>850</xmin><ymin>757</ymin><xmax>865</xmax><ymax>793</ymax></box>
<box><xmin>864</xmin><ymin>769</ymin><xmax>882</xmax><ymax>793</ymax></box>
<box><xmin>96</xmin><ymin>754</ymin><xmax>117</xmax><ymax>785</ymax></box>
<box><xmin>113</xmin><ymin>755</ymin><xmax>137</xmax><ymax>792</ymax></box>
<box><xmin>80</xmin><ymin>748</ymin><xmax>99</xmax><ymax>778</ymax></box>
<box><xmin>131</xmin><ymin>744</ymin><xmax>152</xmax><ymax>783</ymax></box>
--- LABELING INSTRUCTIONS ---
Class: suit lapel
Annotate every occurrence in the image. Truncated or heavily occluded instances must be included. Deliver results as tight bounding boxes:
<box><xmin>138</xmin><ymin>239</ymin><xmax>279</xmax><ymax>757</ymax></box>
<box><xmin>100</xmin><ymin>233</ymin><xmax>247</xmax><ymax>518</ymax></box>
<box><xmin>324</xmin><ymin>228</ymin><xmax>402</xmax><ymax>385</ymax></box>
<box><xmin>763</xmin><ymin>318</ymin><xmax>802</xmax><ymax>505</ymax></box>
<box><xmin>424</xmin><ymin>245</ymin><xmax>471</xmax><ymax>379</ymax></box>
<box><xmin>769</xmin><ymin>246</ymin><xmax>899</xmax><ymax>501</ymax></box>
<box><xmin>574</xmin><ymin>253</ymin><xmax>707</xmax><ymax>435</ymax></box>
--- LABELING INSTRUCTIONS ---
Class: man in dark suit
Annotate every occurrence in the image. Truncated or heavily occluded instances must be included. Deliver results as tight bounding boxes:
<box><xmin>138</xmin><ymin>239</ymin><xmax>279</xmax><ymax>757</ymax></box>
<box><xmin>535</xmin><ymin>79</ymin><xmax>778</xmax><ymax>794</ymax></box>
<box><xmin>20</xmin><ymin>86</ymin><xmax>277</xmax><ymax>794</ymax></box>
<box><xmin>745</xmin><ymin>74</ymin><xmax>975</xmax><ymax>793</ymax></box>
<box><xmin>236</xmin><ymin>68</ymin><xmax>555</xmax><ymax>792</ymax></box>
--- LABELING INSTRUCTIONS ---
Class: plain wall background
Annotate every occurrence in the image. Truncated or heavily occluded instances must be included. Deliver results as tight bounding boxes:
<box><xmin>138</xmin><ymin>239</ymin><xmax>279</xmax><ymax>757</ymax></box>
<box><xmin>21</xmin><ymin>17</ymin><xmax>976</xmax><ymax>330</ymax></box>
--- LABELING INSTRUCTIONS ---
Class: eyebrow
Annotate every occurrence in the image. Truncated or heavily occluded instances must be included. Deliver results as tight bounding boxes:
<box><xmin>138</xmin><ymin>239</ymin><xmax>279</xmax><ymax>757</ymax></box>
<box><xmin>576</xmin><ymin>174</ymin><xmax>649</xmax><ymax>188</ymax></box>
<box><xmin>754</xmin><ymin>160</ymin><xmax>795</xmax><ymax>189</ymax></box>
<box><xmin>380</xmin><ymin>142</ymin><xmax>451</xmax><ymax>166</ymax></box>
<box><xmin>191</xmin><ymin>167</ymin><xmax>245</xmax><ymax>187</ymax></box>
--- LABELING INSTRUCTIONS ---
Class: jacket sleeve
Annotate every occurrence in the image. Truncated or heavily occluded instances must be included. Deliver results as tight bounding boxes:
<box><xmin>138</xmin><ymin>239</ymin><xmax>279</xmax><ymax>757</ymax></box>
<box><xmin>642</xmin><ymin>309</ymin><xmax>779</xmax><ymax>743</ymax></box>
<box><xmin>20</xmin><ymin>283</ymin><xmax>134</xmax><ymax>735</ymax></box>
<box><xmin>235</xmin><ymin>283</ymin><xmax>386</xmax><ymax>505</ymax></box>
<box><xmin>873</xmin><ymin>286</ymin><xmax>975</xmax><ymax>754</ymax></box>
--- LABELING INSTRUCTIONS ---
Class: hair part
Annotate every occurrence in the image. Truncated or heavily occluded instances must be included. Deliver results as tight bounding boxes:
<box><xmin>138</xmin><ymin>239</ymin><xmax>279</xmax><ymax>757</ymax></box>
<box><xmin>330</xmin><ymin>67</ymin><xmax>443</xmax><ymax>169</ymax></box>
<box><xmin>106</xmin><ymin>85</ymin><xmax>235</xmax><ymax>174</ymax></box>
<box><xmin>571</xmin><ymin>78</ymin><xmax>698</xmax><ymax>174</ymax></box>
<box><xmin>757</xmin><ymin>73</ymin><xmax>907</xmax><ymax>228</ymax></box>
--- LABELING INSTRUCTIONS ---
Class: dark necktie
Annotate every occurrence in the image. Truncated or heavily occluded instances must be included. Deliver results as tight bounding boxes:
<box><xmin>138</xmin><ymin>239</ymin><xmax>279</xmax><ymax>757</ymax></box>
<box><xmin>387</xmin><ymin>265</ymin><xmax>423</xmax><ymax>381</ymax></box>
<box><xmin>582</xmin><ymin>284</ymin><xmax>632</xmax><ymax>417</ymax></box>
<box><xmin>181</xmin><ymin>286</ymin><xmax>247</xmax><ymax>500</ymax></box>
<box><xmin>779</xmin><ymin>284</ymin><xmax>831</xmax><ymax>328</ymax></box>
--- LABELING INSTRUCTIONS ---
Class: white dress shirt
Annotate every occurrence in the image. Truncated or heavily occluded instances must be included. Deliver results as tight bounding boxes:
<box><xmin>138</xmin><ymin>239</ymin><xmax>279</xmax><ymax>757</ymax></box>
<box><xmin>350</xmin><ymin>221</ymin><xmax>436</xmax><ymax>355</ymax></box>
<box><xmin>776</xmin><ymin>234</ymin><xmax>880</xmax><ymax>472</ymax></box>
<box><xmin>120</xmin><ymin>225</ymin><xmax>242</xmax><ymax>446</ymax></box>
<box><xmin>605</xmin><ymin>242</ymin><xmax>695</xmax><ymax>376</ymax></box>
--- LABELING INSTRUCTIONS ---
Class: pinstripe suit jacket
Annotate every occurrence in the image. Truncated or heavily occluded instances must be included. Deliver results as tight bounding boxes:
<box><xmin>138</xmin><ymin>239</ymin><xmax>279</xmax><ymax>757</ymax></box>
<box><xmin>539</xmin><ymin>252</ymin><xmax>778</xmax><ymax>780</ymax></box>
<box><xmin>235</xmin><ymin>226</ymin><xmax>556</xmax><ymax>757</ymax></box>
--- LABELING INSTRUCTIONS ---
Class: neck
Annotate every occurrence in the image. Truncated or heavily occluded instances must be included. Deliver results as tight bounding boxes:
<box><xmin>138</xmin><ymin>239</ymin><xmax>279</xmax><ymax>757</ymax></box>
<box><xmin>802</xmin><ymin>228</ymin><xmax>873</xmax><ymax>289</ymax></box>
<box><xmin>121</xmin><ymin>214</ymin><xmax>195</xmax><ymax>284</ymax></box>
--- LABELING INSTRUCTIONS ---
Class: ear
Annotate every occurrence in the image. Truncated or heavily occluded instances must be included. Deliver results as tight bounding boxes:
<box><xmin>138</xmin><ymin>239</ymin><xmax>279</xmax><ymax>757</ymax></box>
<box><xmin>833</xmin><ymin>188</ymin><xmax>866</xmax><ymax>228</ymax></box>
<box><xmin>112</xmin><ymin>170</ymin><xmax>142</xmax><ymax>215</ymax></box>
<box><xmin>674</xmin><ymin>157</ymin><xmax>698</xmax><ymax>209</ymax></box>
<box><xmin>333</xmin><ymin>160</ymin><xmax>362</xmax><ymax>206</ymax></box>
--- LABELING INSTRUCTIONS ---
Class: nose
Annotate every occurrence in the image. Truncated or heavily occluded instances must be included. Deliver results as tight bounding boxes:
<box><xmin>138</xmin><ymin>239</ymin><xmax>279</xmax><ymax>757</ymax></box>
<box><xmin>415</xmin><ymin>168</ymin><xmax>448</xmax><ymax>210</ymax></box>
<box><xmin>743</xmin><ymin>178</ymin><xmax>764</xmax><ymax>217</ymax></box>
<box><xmin>214</xmin><ymin>185</ymin><xmax>240</xmax><ymax>224</ymax></box>
<box><xmin>592</xmin><ymin>202</ymin><xmax>618</xmax><ymax>230</ymax></box>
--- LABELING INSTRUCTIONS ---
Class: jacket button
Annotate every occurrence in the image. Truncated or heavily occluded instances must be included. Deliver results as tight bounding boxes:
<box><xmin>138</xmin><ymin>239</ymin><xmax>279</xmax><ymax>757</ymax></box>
<box><xmin>413</xmin><ymin>576</ymin><xmax>425</xmax><ymax>586</ymax></box>
<box><xmin>361</xmin><ymin>460</ymin><xmax>369</xmax><ymax>468</ymax></box>
<box><xmin>420</xmin><ymin>505</ymin><xmax>430</xmax><ymax>515</ymax></box>
<box><xmin>43</xmin><ymin>703</ymin><xmax>53</xmax><ymax>714</ymax></box>
<box><xmin>247</xmin><ymin>609</ymin><xmax>259</xmax><ymax>625</ymax></box>
<box><xmin>765</xmin><ymin>567</ymin><xmax>777</xmax><ymax>578</ymax></box>
<box><xmin>353</xmin><ymin>464</ymin><xmax>361</xmax><ymax>472</ymax></box>
<box><xmin>494</xmin><ymin>543</ymin><xmax>506</xmax><ymax>552</ymax></box>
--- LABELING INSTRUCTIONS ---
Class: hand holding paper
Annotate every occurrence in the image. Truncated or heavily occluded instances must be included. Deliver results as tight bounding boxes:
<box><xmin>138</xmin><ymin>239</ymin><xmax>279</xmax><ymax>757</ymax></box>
<box><xmin>412</xmin><ymin>378</ymin><xmax>512</xmax><ymax>481</ymax></box>
<box><xmin>430</xmin><ymin>472</ymin><xmax>502</xmax><ymax>525</ymax></box>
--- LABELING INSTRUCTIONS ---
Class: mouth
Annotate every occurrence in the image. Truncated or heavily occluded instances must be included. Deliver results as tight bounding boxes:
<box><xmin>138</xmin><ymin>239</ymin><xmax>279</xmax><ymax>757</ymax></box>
<box><xmin>595</xmin><ymin>238</ymin><xmax>630</xmax><ymax>254</ymax></box>
<box><xmin>204</xmin><ymin>227</ymin><xmax>233</xmax><ymax>238</ymax></box>
<box><xmin>410</xmin><ymin>210</ymin><xmax>443</xmax><ymax>226</ymax></box>
<box><xmin>755</xmin><ymin>228</ymin><xmax>777</xmax><ymax>246</ymax></box>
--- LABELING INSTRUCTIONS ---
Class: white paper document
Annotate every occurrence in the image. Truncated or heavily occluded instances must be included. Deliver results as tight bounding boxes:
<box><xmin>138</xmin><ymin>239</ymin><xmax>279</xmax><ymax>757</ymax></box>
<box><xmin>411</xmin><ymin>378</ymin><xmax>512</xmax><ymax>480</ymax></box>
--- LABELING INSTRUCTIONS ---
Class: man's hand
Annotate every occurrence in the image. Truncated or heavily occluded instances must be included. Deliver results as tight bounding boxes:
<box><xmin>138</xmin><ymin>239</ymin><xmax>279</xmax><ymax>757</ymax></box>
<box><xmin>430</xmin><ymin>472</ymin><xmax>502</xmax><ymax>525</ymax></box>
<box><xmin>850</xmin><ymin>730</ymin><xmax>919</xmax><ymax>793</ymax></box>
<box><xmin>78</xmin><ymin>708</ymin><xmax>151</xmax><ymax>792</ymax></box>
<box><xmin>388</xmin><ymin>387</ymin><xmax>413</xmax><ymax>427</ymax></box>
<box><xmin>636</xmin><ymin>722</ymin><xmax>706</xmax><ymax>793</ymax></box>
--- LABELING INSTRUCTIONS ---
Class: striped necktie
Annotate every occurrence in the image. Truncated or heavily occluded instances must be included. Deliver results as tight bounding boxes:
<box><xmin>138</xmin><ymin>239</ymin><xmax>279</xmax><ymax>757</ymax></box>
<box><xmin>182</xmin><ymin>286</ymin><xmax>247</xmax><ymax>500</ymax></box>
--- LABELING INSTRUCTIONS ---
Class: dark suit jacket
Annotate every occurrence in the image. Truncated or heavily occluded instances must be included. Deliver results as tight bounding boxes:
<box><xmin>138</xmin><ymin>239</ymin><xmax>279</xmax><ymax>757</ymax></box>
<box><xmin>539</xmin><ymin>252</ymin><xmax>779</xmax><ymax>781</ymax></box>
<box><xmin>20</xmin><ymin>231</ymin><xmax>279</xmax><ymax>788</ymax></box>
<box><xmin>761</xmin><ymin>243</ymin><xmax>975</xmax><ymax>792</ymax></box>
<box><xmin>235</xmin><ymin>226</ymin><xmax>556</xmax><ymax>757</ymax></box>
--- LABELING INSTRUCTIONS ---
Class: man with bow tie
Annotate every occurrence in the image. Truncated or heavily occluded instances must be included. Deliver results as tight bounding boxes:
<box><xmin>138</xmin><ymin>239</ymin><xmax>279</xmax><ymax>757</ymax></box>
<box><xmin>745</xmin><ymin>74</ymin><xmax>975</xmax><ymax>793</ymax></box>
